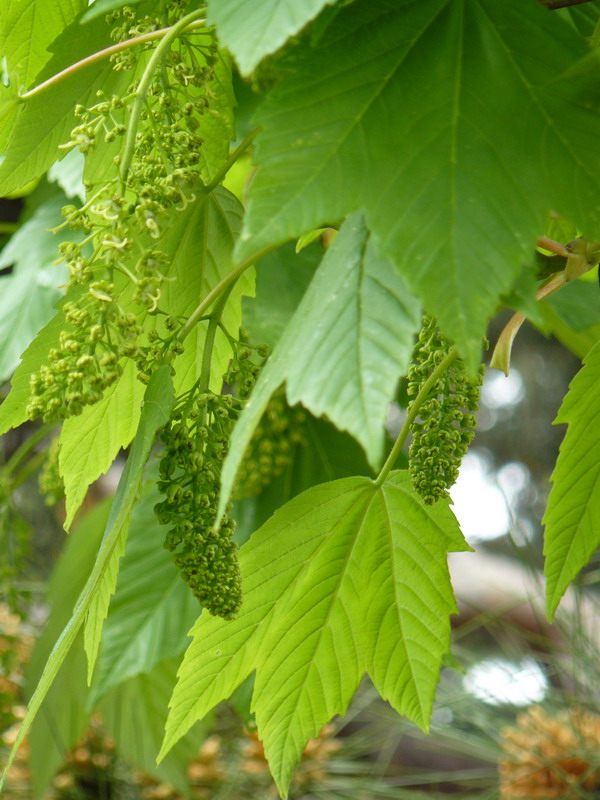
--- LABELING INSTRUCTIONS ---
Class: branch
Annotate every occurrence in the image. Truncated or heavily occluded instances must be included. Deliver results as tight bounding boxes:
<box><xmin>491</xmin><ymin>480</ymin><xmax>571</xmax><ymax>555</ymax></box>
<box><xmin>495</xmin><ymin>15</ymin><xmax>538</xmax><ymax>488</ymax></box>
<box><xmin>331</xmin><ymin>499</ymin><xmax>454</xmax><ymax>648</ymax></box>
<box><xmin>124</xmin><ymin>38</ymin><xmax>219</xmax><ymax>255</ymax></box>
<box><xmin>20</xmin><ymin>19</ymin><xmax>206</xmax><ymax>101</ymax></box>
<box><xmin>537</xmin><ymin>0</ymin><xmax>596</xmax><ymax>9</ymax></box>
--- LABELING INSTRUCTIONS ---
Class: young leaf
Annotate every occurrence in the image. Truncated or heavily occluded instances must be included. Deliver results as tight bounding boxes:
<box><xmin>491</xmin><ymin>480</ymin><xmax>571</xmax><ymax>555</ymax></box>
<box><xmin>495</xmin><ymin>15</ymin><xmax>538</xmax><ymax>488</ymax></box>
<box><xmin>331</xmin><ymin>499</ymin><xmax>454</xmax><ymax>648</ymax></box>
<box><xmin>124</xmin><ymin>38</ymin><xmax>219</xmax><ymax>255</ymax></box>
<box><xmin>161</xmin><ymin>470</ymin><xmax>468</xmax><ymax>796</ymax></box>
<box><xmin>207</xmin><ymin>0</ymin><xmax>336</xmax><ymax>75</ymax></box>
<box><xmin>0</xmin><ymin>366</ymin><xmax>174</xmax><ymax>792</ymax></box>
<box><xmin>544</xmin><ymin>339</ymin><xmax>600</xmax><ymax>618</ymax></box>
<box><xmin>0</xmin><ymin>0</ymin><xmax>87</xmax><ymax>93</ymax></box>
<box><xmin>0</xmin><ymin>14</ymin><xmax>129</xmax><ymax>196</ymax></box>
<box><xmin>236</xmin><ymin>0</ymin><xmax>600</xmax><ymax>367</ymax></box>
<box><xmin>89</xmin><ymin>480</ymin><xmax>198</xmax><ymax>705</ymax></box>
<box><xmin>59</xmin><ymin>361</ymin><xmax>145</xmax><ymax>530</ymax></box>
<box><xmin>218</xmin><ymin>211</ymin><xmax>419</xmax><ymax>522</ymax></box>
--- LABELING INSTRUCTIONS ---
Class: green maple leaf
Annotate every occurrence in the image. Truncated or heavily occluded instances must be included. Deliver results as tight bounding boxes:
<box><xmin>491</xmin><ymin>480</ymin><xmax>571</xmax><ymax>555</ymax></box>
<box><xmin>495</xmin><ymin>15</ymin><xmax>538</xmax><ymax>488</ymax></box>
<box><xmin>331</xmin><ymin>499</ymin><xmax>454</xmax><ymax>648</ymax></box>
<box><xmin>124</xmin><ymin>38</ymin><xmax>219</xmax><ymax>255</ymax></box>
<box><xmin>236</xmin><ymin>0</ymin><xmax>600</xmax><ymax>367</ymax></box>
<box><xmin>161</xmin><ymin>471</ymin><xmax>469</xmax><ymax>796</ymax></box>
<box><xmin>544</xmin><ymin>338</ymin><xmax>600</xmax><ymax>618</ymax></box>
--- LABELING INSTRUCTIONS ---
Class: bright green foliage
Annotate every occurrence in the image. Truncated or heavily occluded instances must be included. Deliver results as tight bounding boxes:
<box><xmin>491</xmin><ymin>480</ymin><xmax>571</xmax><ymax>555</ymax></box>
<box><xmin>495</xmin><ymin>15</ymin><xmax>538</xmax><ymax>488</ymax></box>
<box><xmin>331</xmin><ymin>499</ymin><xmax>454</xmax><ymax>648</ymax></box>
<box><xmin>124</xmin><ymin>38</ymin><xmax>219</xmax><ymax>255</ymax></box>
<box><xmin>162</xmin><ymin>471</ymin><xmax>467</xmax><ymax>794</ymax></box>
<box><xmin>0</xmin><ymin>0</ymin><xmax>86</xmax><ymax>93</ymax></box>
<box><xmin>4</xmin><ymin>0</ymin><xmax>600</xmax><ymax>793</ymax></box>
<box><xmin>59</xmin><ymin>361</ymin><xmax>145</xmax><ymax>529</ymax></box>
<box><xmin>237</xmin><ymin>0</ymin><xmax>600</xmax><ymax>367</ymax></box>
<box><xmin>0</xmin><ymin>14</ymin><xmax>129</xmax><ymax>196</ymax></box>
<box><xmin>544</xmin><ymin>339</ymin><xmax>600</xmax><ymax>618</ymax></box>
<box><xmin>408</xmin><ymin>317</ymin><xmax>485</xmax><ymax>504</ymax></box>
<box><xmin>242</xmin><ymin>240</ymin><xmax>319</xmax><ymax>351</ymax></box>
<box><xmin>207</xmin><ymin>0</ymin><xmax>335</xmax><ymax>75</ymax></box>
<box><xmin>218</xmin><ymin>212</ymin><xmax>419</xmax><ymax>521</ymax></box>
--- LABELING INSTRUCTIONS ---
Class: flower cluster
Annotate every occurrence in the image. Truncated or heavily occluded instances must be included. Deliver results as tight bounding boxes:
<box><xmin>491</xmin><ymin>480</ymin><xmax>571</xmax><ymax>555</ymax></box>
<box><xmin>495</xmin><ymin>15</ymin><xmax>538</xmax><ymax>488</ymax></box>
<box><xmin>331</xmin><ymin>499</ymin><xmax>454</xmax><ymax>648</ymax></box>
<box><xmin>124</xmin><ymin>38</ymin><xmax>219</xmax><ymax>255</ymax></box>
<box><xmin>27</xmin><ymin>290</ymin><xmax>140</xmax><ymax>422</ymax></box>
<box><xmin>500</xmin><ymin>705</ymin><xmax>600</xmax><ymax>798</ymax></box>
<box><xmin>155</xmin><ymin>389</ymin><xmax>243</xmax><ymax>619</ymax></box>
<box><xmin>407</xmin><ymin>317</ymin><xmax>485</xmax><ymax>504</ymax></box>
<box><xmin>27</xmin><ymin>3</ymin><xmax>221</xmax><ymax>424</ymax></box>
<box><xmin>235</xmin><ymin>392</ymin><xmax>307</xmax><ymax>499</ymax></box>
<box><xmin>38</xmin><ymin>437</ymin><xmax>65</xmax><ymax>507</ymax></box>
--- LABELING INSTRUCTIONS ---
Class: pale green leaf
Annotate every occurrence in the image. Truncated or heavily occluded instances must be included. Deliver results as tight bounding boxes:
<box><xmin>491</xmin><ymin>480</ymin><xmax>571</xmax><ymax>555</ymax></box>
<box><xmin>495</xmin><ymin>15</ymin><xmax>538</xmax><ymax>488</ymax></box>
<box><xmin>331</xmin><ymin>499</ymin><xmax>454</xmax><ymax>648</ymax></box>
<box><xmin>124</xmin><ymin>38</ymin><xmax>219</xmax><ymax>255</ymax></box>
<box><xmin>236</xmin><ymin>0</ymin><xmax>600</xmax><ymax>367</ymax></box>
<box><xmin>218</xmin><ymin>212</ymin><xmax>419</xmax><ymax>521</ymax></box>
<box><xmin>207</xmin><ymin>0</ymin><xmax>336</xmax><ymax>75</ymax></box>
<box><xmin>81</xmin><ymin>0</ymin><xmax>144</xmax><ymax>23</ymax></box>
<box><xmin>89</xmin><ymin>480</ymin><xmax>198</xmax><ymax>705</ymax></box>
<box><xmin>0</xmin><ymin>366</ymin><xmax>174</xmax><ymax>792</ymax></box>
<box><xmin>60</xmin><ymin>361</ymin><xmax>145</xmax><ymax>530</ymax></box>
<box><xmin>0</xmin><ymin>15</ymin><xmax>129</xmax><ymax>196</ymax></box>
<box><xmin>0</xmin><ymin>0</ymin><xmax>86</xmax><ymax>93</ymax></box>
<box><xmin>159</xmin><ymin>186</ymin><xmax>254</xmax><ymax>396</ymax></box>
<box><xmin>544</xmin><ymin>339</ymin><xmax>600</xmax><ymax>618</ymax></box>
<box><xmin>47</xmin><ymin>147</ymin><xmax>85</xmax><ymax>200</ymax></box>
<box><xmin>162</xmin><ymin>471</ymin><xmax>467</xmax><ymax>795</ymax></box>
<box><xmin>0</xmin><ymin>192</ymin><xmax>71</xmax><ymax>381</ymax></box>
<box><xmin>100</xmin><ymin>658</ymin><xmax>207</xmax><ymax>796</ymax></box>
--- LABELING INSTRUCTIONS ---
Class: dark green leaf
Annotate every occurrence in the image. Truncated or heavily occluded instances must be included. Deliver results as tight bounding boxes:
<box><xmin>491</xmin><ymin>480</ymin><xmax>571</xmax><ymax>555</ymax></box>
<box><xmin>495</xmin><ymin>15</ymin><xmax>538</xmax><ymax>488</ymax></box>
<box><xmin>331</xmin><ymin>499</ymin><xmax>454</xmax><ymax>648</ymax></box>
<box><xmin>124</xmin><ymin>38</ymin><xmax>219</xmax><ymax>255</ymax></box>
<box><xmin>236</xmin><ymin>0</ymin><xmax>600</xmax><ymax>367</ymax></box>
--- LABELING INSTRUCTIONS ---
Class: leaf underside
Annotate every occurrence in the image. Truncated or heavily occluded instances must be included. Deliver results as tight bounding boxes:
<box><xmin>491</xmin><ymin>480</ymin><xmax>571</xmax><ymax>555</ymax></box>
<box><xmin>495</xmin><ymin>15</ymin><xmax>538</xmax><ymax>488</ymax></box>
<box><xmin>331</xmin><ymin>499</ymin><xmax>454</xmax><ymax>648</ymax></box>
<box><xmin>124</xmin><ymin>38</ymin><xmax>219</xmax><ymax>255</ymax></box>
<box><xmin>162</xmin><ymin>471</ymin><xmax>468</xmax><ymax>796</ymax></box>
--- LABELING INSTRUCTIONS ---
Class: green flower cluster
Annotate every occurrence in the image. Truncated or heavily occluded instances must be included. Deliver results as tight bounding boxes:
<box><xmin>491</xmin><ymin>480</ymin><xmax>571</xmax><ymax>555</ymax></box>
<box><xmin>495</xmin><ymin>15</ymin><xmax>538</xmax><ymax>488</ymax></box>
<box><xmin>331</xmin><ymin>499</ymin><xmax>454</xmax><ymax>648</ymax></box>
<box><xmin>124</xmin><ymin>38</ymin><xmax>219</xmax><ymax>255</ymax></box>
<box><xmin>28</xmin><ymin>288</ymin><xmax>141</xmax><ymax>422</ymax></box>
<box><xmin>407</xmin><ymin>317</ymin><xmax>485</xmax><ymax>504</ymax></box>
<box><xmin>155</xmin><ymin>389</ymin><xmax>242</xmax><ymax>619</ymax></box>
<box><xmin>38</xmin><ymin>437</ymin><xmax>65</xmax><ymax>507</ymax></box>
<box><xmin>235</xmin><ymin>393</ymin><xmax>307</xmax><ymax>499</ymax></box>
<box><xmin>27</xmin><ymin>3</ymin><xmax>221</xmax><ymax>424</ymax></box>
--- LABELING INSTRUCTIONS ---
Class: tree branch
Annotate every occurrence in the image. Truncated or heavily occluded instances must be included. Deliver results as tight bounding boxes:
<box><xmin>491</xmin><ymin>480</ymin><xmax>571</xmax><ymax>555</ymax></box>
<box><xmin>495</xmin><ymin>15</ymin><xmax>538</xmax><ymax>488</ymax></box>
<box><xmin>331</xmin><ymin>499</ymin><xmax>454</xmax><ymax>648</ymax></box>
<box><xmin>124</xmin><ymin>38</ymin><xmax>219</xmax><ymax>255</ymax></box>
<box><xmin>537</xmin><ymin>0</ymin><xmax>596</xmax><ymax>9</ymax></box>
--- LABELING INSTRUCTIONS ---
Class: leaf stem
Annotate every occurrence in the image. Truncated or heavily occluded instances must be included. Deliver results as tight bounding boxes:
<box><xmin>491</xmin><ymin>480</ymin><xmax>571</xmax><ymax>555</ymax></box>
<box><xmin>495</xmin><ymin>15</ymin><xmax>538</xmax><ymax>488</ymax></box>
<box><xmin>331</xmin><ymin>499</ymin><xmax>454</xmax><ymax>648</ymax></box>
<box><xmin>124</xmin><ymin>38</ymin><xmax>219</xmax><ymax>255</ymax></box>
<box><xmin>20</xmin><ymin>20</ymin><xmax>206</xmax><ymax>102</ymax></box>
<box><xmin>203</xmin><ymin>128</ymin><xmax>260</xmax><ymax>193</ymax></box>
<box><xmin>374</xmin><ymin>348</ymin><xmax>458</xmax><ymax>488</ymax></box>
<box><xmin>119</xmin><ymin>9</ymin><xmax>206</xmax><ymax>185</ymax></box>
<box><xmin>198</xmin><ymin>288</ymin><xmax>234</xmax><ymax>395</ymax></box>
<box><xmin>536</xmin><ymin>236</ymin><xmax>570</xmax><ymax>257</ymax></box>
